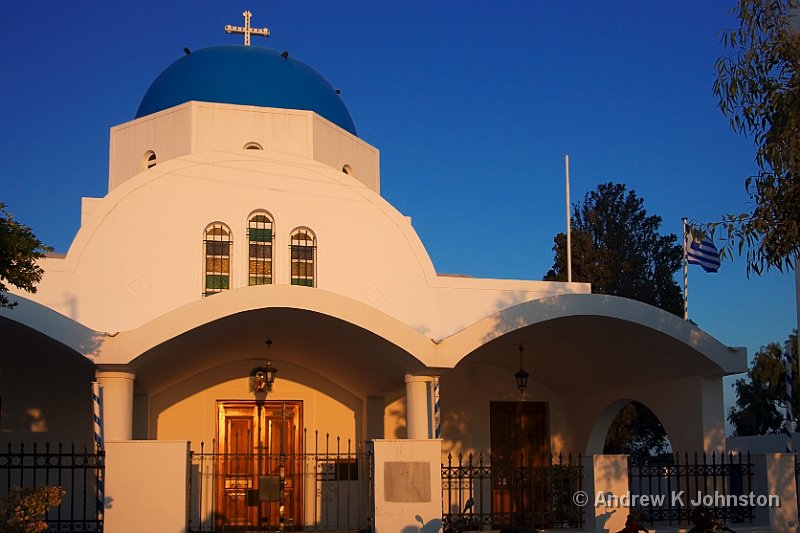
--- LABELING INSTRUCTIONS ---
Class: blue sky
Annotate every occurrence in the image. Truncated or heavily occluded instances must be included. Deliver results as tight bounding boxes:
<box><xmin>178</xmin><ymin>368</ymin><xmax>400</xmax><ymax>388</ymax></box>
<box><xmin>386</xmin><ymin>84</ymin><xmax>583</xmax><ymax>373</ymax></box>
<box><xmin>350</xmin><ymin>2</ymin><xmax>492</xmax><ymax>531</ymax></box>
<box><xmin>0</xmin><ymin>2</ymin><xmax>796</xmax><ymax>417</ymax></box>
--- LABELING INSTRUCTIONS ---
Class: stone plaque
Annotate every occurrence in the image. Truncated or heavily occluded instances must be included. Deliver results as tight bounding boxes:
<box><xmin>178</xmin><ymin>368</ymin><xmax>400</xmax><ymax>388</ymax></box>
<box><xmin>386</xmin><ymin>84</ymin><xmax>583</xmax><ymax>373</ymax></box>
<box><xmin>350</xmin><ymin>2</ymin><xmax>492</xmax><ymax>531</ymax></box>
<box><xmin>384</xmin><ymin>461</ymin><xmax>431</xmax><ymax>502</ymax></box>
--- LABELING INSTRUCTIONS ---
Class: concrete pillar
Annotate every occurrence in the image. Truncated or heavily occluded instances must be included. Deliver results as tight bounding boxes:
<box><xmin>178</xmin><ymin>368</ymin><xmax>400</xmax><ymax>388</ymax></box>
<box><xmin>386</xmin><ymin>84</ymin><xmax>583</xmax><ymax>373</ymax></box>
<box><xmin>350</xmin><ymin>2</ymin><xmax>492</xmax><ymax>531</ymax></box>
<box><xmin>659</xmin><ymin>377</ymin><xmax>725</xmax><ymax>453</ymax></box>
<box><xmin>97</xmin><ymin>370</ymin><xmax>136</xmax><ymax>441</ymax></box>
<box><xmin>752</xmin><ymin>454</ymin><xmax>798</xmax><ymax>533</ymax></box>
<box><xmin>105</xmin><ymin>441</ymin><xmax>189</xmax><ymax>533</ymax></box>
<box><xmin>366</xmin><ymin>396</ymin><xmax>385</xmax><ymax>440</ymax></box>
<box><xmin>405</xmin><ymin>374</ymin><xmax>433</xmax><ymax>439</ymax></box>
<box><xmin>699</xmin><ymin>377</ymin><xmax>726</xmax><ymax>452</ymax></box>
<box><xmin>369</xmin><ymin>439</ymin><xmax>442</xmax><ymax>533</ymax></box>
<box><xmin>583</xmin><ymin>454</ymin><xmax>629</xmax><ymax>533</ymax></box>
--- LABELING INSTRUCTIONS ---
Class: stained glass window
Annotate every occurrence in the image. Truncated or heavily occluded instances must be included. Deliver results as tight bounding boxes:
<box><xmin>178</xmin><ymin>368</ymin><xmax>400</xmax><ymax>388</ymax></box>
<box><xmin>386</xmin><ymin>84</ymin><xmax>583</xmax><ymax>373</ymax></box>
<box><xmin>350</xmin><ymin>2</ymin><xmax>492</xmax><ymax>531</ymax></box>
<box><xmin>289</xmin><ymin>229</ymin><xmax>316</xmax><ymax>287</ymax></box>
<box><xmin>248</xmin><ymin>213</ymin><xmax>273</xmax><ymax>286</ymax></box>
<box><xmin>204</xmin><ymin>223</ymin><xmax>232</xmax><ymax>296</ymax></box>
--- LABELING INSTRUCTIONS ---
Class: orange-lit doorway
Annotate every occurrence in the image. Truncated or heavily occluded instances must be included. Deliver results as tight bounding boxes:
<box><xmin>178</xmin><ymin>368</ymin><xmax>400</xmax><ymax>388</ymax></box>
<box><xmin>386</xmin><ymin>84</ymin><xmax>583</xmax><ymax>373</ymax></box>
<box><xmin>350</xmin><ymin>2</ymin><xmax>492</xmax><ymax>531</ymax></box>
<box><xmin>216</xmin><ymin>400</ymin><xmax>303</xmax><ymax>530</ymax></box>
<box><xmin>490</xmin><ymin>401</ymin><xmax>550</xmax><ymax>529</ymax></box>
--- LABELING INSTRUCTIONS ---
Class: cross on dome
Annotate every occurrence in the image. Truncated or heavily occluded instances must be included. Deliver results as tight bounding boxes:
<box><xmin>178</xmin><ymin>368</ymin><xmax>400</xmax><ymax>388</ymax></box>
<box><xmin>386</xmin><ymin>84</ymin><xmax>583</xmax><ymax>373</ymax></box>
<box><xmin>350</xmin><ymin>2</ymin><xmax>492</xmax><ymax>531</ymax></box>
<box><xmin>224</xmin><ymin>10</ymin><xmax>270</xmax><ymax>46</ymax></box>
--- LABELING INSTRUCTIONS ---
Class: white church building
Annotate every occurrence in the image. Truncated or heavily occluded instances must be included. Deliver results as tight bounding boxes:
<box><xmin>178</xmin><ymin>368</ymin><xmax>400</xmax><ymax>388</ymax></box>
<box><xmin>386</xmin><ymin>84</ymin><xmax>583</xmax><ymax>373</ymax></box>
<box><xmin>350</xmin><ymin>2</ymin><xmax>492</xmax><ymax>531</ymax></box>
<box><xmin>0</xmin><ymin>14</ymin><xmax>751</xmax><ymax>533</ymax></box>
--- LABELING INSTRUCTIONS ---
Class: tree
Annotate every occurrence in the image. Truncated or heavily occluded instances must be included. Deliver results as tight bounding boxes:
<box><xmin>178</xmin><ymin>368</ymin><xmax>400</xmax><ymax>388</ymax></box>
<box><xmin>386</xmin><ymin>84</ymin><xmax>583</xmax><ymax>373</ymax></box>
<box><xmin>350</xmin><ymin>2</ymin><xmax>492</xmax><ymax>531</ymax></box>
<box><xmin>545</xmin><ymin>183</ymin><xmax>679</xmax><ymax>457</ymax></box>
<box><xmin>544</xmin><ymin>182</ymin><xmax>684</xmax><ymax>316</ymax></box>
<box><xmin>728</xmin><ymin>330</ymin><xmax>799</xmax><ymax>436</ymax></box>
<box><xmin>709</xmin><ymin>0</ymin><xmax>800</xmax><ymax>274</ymax></box>
<box><xmin>603</xmin><ymin>401</ymin><xmax>670</xmax><ymax>463</ymax></box>
<box><xmin>0</xmin><ymin>203</ymin><xmax>51</xmax><ymax>308</ymax></box>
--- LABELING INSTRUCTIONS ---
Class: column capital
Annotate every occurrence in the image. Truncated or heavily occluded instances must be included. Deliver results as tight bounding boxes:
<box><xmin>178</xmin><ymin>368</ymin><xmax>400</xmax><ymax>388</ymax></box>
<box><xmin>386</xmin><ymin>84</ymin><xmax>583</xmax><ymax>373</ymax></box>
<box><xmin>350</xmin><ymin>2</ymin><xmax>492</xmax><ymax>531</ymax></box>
<box><xmin>97</xmin><ymin>368</ymin><xmax>135</xmax><ymax>441</ymax></box>
<box><xmin>404</xmin><ymin>373</ymin><xmax>433</xmax><ymax>384</ymax></box>
<box><xmin>96</xmin><ymin>365</ymin><xmax>136</xmax><ymax>380</ymax></box>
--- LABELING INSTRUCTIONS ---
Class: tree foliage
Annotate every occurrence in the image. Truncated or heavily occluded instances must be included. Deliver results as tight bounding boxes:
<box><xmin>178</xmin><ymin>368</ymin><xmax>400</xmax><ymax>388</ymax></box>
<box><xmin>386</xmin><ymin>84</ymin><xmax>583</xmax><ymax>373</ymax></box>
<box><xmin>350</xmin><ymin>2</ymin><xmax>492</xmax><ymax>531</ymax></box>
<box><xmin>0</xmin><ymin>203</ymin><xmax>51</xmax><ymax>308</ymax></box>
<box><xmin>0</xmin><ymin>485</ymin><xmax>64</xmax><ymax>533</ymax></box>
<box><xmin>603</xmin><ymin>401</ymin><xmax>670</xmax><ymax>463</ymax></box>
<box><xmin>728</xmin><ymin>330</ymin><xmax>799</xmax><ymax>436</ymax></box>
<box><xmin>544</xmin><ymin>182</ymin><xmax>684</xmax><ymax>316</ymax></box>
<box><xmin>709</xmin><ymin>0</ymin><xmax>800</xmax><ymax>274</ymax></box>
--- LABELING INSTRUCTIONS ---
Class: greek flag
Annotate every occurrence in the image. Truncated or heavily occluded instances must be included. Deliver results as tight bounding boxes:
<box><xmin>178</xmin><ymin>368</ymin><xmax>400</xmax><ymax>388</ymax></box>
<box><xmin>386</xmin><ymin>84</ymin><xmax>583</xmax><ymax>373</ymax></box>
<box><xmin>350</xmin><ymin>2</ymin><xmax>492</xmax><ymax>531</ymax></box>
<box><xmin>686</xmin><ymin>232</ymin><xmax>720</xmax><ymax>273</ymax></box>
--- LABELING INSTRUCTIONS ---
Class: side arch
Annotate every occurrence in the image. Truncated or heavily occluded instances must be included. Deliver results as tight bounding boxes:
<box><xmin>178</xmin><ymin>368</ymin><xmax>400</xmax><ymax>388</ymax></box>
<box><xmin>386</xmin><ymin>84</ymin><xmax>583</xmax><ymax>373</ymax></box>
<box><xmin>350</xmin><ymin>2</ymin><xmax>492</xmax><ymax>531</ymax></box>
<box><xmin>586</xmin><ymin>399</ymin><xmax>633</xmax><ymax>455</ymax></box>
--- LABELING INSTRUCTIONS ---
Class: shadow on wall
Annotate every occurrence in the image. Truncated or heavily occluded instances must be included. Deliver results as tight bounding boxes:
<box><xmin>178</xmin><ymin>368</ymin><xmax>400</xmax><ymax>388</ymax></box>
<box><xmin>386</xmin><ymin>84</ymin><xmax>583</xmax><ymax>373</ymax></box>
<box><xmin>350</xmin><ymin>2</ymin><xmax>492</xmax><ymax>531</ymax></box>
<box><xmin>0</xmin><ymin>316</ymin><xmax>99</xmax><ymax>444</ymax></box>
<box><xmin>766</xmin><ymin>455</ymin><xmax>798</xmax><ymax>528</ymax></box>
<box><xmin>401</xmin><ymin>514</ymin><xmax>442</xmax><ymax>533</ymax></box>
<box><xmin>386</xmin><ymin>397</ymin><xmax>407</xmax><ymax>439</ymax></box>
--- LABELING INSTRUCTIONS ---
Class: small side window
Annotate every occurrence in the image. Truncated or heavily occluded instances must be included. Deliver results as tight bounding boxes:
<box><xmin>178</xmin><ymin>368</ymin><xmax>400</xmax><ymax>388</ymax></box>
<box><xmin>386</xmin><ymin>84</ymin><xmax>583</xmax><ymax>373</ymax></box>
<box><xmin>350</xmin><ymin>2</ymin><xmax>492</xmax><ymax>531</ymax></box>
<box><xmin>244</xmin><ymin>142</ymin><xmax>263</xmax><ymax>150</ymax></box>
<box><xmin>144</xmin><ymin>150</ymin><xmax>157</xmax><ymax>169</ymax></box>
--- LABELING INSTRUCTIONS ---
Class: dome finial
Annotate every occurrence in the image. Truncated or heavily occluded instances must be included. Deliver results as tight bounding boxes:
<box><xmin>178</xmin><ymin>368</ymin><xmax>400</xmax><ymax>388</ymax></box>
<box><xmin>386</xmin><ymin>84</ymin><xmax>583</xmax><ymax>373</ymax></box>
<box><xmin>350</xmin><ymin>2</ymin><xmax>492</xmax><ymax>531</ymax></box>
<box><xmin>224</xmin><ymin>10</ymin><xmax>270</xmax><ymax>46</ymax></box>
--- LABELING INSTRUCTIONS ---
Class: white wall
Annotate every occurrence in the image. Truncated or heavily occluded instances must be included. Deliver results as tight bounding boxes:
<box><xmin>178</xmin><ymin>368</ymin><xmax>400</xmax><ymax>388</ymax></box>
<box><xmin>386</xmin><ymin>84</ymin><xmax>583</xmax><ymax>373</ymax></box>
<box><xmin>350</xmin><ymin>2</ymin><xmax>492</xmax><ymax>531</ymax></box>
<box><xmin>370</xmin><ymin>439</ymin><xmax>442</xmax><ymax>533</ymax></box>
<box><xmin>104</xmin><ymin>440</ymin><xmax>188</xmax><ymax>533</ymax></box>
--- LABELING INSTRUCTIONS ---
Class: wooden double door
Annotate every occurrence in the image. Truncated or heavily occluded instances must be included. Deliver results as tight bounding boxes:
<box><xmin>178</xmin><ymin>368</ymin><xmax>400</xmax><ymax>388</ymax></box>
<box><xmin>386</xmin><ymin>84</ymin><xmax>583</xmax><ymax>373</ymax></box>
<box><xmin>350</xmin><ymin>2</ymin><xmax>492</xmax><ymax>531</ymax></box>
<box><xmin>490</xmin><ymin>401</ymin><xmax>550</xmax><ymax>529</ymax></box>
<box><xmin>216</xmin><ymin>400</ymin><xmax>303</xmax><ymax>531</ymax></box>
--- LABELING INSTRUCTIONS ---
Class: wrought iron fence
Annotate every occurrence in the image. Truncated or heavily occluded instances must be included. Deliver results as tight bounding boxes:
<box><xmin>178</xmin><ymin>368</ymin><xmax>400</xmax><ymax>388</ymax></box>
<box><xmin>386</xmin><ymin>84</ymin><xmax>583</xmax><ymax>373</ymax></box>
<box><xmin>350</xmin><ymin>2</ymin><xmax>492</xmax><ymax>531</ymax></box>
<box><xmin>442</xmin><ymin>452</ymin><xmax>584</xmax><ymax>530</ymax></box>
<box><xmin>0</xmin><ymin>442</ymin><xmax>104</xmax><ymax>532</ymax></box>
<box><xmin>188</xmin><ymin>432</ymin><xmax>372</xmax><ymax>532</ymax></box>
<box><xmin>795</xmin><ymin>455</ymin><xmax>800</xmax><ymax>513</ymax></box>
<box><xmin>629</xmin><ymin>452</ymin><xmax>755</xmax><ymax>526</ymax></box>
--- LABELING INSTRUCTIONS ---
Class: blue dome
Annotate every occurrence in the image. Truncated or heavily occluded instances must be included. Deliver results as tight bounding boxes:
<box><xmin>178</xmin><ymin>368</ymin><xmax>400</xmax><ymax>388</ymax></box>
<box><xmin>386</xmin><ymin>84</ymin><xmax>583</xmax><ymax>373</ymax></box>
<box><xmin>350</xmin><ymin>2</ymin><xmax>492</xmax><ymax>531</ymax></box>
<box><xmin>136</xmin><ymin>45</ymin><xmax>357</xmax><ymax>135</ymax></box>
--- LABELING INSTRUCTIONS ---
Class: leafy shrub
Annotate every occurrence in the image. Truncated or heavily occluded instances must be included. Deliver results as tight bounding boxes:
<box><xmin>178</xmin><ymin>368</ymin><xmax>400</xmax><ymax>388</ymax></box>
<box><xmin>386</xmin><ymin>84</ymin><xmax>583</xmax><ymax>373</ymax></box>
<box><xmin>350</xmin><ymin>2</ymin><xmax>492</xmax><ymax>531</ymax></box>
<box><xmin>0</xmin><ymin>486</ymin><xmax>65</xmax><ymax>533</ymax></box>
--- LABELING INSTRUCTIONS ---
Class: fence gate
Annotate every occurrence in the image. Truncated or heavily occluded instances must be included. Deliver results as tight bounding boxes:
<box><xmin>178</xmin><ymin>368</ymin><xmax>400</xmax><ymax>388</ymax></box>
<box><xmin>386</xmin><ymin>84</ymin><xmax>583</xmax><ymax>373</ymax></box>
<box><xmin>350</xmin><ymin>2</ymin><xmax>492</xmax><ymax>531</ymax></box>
<box><xmin>442</xmin><ymin>451</ymin><xmax>584</xmax><ymax>531</ymax></box>
<box><xmin>188</xmin><ymin>431</ymin><xmax>372</xmax><ymax>532</ymax></box>
<box><xmin>629</xmin><ymin>452</ymin><xmax>755</xmax><ymax>526</ymax></box>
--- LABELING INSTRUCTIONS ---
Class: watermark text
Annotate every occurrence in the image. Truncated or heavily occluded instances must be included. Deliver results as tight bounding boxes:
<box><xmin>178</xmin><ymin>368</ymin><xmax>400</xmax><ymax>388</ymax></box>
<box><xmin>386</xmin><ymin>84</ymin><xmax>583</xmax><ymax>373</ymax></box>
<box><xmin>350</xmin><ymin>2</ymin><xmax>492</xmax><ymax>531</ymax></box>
<box><xmin>570</xmin><ymin>490</ymin><xmax>781</xmax><ymax>508</ymax></box>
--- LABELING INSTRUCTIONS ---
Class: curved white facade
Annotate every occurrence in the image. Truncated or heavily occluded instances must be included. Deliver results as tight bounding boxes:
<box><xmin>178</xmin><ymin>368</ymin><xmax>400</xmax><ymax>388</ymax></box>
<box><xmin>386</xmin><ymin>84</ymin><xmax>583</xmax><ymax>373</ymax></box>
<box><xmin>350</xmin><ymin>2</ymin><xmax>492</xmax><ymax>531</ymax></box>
<box><xmin>1</xmin><ymin>98</ymin><xmax>746</xmax><ymax>461</ymax></box>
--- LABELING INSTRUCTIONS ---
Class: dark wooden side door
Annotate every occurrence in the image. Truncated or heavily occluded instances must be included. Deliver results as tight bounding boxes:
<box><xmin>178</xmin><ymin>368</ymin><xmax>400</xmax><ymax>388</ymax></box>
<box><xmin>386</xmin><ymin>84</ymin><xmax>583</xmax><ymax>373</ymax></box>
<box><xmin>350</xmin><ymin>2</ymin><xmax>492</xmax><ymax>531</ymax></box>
<box><xmin>217</xmin><ymin>401</ymin><xmax>303</xmax><ymax>530</ymax></box>
<box><xmin>490</xmin><ymin>401</ymin><xmax>550</xmax><ymax>529</ymax></box>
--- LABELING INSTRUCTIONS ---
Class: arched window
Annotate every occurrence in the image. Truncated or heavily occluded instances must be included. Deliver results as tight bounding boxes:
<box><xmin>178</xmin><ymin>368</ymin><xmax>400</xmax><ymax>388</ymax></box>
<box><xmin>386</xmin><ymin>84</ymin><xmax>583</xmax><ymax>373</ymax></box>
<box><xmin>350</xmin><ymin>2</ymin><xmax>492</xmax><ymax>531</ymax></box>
<box><xmin>248</xmin><ymin>212</ymin><xmax>273</xmax><ymax>285</ymax></box>
<box><xmin>144</xmin><ymin>150</ymin><xmax>157</xmax><ymax>169</ymax></box>
<box><xmin>203</xmin><ymin>223</ymin><xmax>232</xmax><ymax>296</ymax></box>
<box><xmin>342</xmin><ymin>164</ymin><xmax>353</xmax><ymax>175</ymax></box>
<box><xmin>243</xmin><ymin>142</ymin><xmax>263</xmax><ymax>150</ymax></box>
<box><xmin>289</xmin><ymin>228</ymin><xmax>316</xmax><ymax>287</ymax></box>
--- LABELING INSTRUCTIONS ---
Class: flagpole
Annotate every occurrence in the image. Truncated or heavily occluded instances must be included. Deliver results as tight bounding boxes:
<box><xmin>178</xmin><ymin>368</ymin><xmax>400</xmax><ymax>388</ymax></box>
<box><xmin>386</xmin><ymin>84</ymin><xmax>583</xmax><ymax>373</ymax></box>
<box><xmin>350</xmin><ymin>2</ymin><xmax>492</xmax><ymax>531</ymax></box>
<box><xmin>785</xmin><ymin>339</ymin><xmax>794</xmax><ymax>453</ymax></box>
<box><xmin>682</xmin><ymin>218</ymin><xmax>688</xmax><ymax>321</ymax></box>
<box><xmin>566</xmin><ymin>154</ymin><xmax>572</xmax><ymax>283</ymax></box>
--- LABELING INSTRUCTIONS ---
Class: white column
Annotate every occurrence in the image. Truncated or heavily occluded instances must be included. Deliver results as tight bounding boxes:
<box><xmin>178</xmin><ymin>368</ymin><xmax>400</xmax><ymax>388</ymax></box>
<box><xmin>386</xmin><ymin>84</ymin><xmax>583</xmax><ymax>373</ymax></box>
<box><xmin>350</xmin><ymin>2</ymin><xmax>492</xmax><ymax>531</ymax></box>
<box><xmin>404</xmin><ymin>374</ymin><xmax>433</xmax><ymax>439</ymax></box>
<box><xmin>97</xmin><ymin>370</ymin><xmax>136</xmax><ymax>441</ymax></box>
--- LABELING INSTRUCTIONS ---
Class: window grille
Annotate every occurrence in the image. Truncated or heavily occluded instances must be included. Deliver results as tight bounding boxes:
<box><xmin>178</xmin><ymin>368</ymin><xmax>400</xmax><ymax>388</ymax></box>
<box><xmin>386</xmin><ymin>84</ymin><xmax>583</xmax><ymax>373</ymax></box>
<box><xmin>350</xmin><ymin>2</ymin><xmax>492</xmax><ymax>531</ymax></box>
<box><xmin>248</xmin><ymin>213</ymin><xmax>273</xmax><ymax>286</ymax></box>
<box><xmin>290</xmin><ymin>229</ymin><xmax>316</xmax><ymax>287</ymax></box>
<box><xmin>204</xmin><ymin>223</ymin><xmax>232</xmax><ymax>296</ymax></box>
